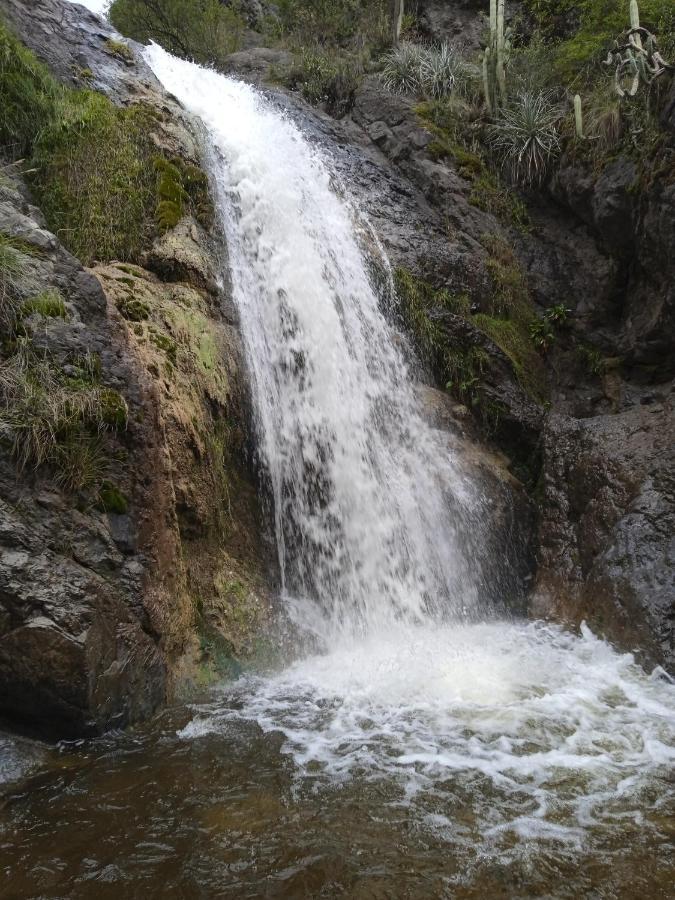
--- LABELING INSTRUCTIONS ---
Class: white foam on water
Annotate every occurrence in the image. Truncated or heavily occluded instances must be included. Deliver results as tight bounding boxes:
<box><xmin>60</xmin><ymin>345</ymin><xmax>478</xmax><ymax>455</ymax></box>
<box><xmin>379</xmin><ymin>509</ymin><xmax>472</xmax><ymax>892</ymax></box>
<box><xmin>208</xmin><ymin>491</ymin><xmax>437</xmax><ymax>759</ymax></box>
<box><xmin>180</xmin><ymin>622</ymin><xmax>675</xmax><ymax>845</ymax></box>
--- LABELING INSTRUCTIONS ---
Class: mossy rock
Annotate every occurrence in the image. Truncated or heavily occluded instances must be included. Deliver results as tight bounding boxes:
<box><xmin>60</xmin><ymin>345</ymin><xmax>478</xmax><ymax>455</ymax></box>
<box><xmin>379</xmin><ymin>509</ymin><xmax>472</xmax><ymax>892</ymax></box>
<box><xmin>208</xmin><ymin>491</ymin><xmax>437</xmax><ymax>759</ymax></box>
<box><xmin>99</xmin><ymin>388</ymin><xmax>129</xmax><ymax>428</ymax></box>
<box><xmin>96</xmin><ymin>480</ymin><xmax>129</xmax><ymax>514</ymax></box>
<box><xmin>103</xmin><ymin>38</ymin><xmax>134</xmax><ymax>62</ymax></box>
<box><xmin>119</xmin><ymin>297</ymin><xmax>150</xmax><ymax>321</ymax></box>
<box><xmin>149</xmin><ymin>329</ymin><xmax>178</xmax><ymax>363</ymax></box>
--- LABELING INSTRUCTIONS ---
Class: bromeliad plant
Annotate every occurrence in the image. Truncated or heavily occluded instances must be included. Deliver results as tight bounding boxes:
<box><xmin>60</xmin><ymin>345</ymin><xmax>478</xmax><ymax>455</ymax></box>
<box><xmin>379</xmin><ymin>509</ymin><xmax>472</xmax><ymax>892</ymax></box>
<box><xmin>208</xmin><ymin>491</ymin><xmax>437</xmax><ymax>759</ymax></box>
<box><xmin>381</xmin><ymin>42</ymin><xmax>473</xmax><ymax>98</ymax></box>
<box><xmin>487</xmin><ymin>91</ymin><xmax>562</xmax><ymax>186</ymax></box>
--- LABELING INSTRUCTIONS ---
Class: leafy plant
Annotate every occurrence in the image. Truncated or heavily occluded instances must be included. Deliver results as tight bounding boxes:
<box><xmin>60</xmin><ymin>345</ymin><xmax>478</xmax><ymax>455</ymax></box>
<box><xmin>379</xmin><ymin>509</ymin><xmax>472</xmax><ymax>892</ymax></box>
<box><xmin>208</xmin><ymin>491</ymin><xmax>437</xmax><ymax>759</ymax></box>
<box><xmin>529</xmin><ymin>304</ymin><xmax>569</xmax><ymax>353</ymax></box>
<box><xmin>487</xmin><ymin>91</ymin><xmax>562</xmax><ymax>186</ymax></box>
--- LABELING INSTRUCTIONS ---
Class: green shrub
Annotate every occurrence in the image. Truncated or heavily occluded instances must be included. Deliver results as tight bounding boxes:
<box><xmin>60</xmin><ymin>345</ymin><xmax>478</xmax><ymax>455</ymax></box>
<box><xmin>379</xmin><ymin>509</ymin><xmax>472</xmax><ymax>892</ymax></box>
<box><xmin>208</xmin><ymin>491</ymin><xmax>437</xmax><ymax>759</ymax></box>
<box><xmin>109</xmin><ymin>0</ymin><xmax>245</xmax><ymax>67</ymax></box>
<box><xmin>97</xmin><ymin>480</ymin><xmax>129</xmax><ymax>514</ymax></box>
<box><xmin>31</xmin><ymin>91</ymin><xmax>157</xmax><ymax>264</ymax></box>
<box><xmin>0</xmin><ymin>21</ymin><xmax>60</xmax><ymax>159</ymax></box>
<box><xmin>286</xmin><ymin>50</ymin><xmax>364</xmax><ymax>115</ymax></box>
<box><xmin>274</xmin><ymin>0</ymin><xmax>390</xmax><ymax>49</ymax></box>
<box><xmin>21</xmin><ymin>288</ymin><xmax>67</xmax><ymax>319</ymax></box>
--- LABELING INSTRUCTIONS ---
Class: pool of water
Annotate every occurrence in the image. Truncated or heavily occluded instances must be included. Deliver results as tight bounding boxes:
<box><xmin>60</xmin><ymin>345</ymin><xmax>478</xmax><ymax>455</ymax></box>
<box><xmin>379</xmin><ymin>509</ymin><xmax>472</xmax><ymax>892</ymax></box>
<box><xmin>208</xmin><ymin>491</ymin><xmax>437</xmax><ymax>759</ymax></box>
<box><xmin>1</xmin><ymin>622</ymin><xmax>674</xmax><ymax>899</ymax></box>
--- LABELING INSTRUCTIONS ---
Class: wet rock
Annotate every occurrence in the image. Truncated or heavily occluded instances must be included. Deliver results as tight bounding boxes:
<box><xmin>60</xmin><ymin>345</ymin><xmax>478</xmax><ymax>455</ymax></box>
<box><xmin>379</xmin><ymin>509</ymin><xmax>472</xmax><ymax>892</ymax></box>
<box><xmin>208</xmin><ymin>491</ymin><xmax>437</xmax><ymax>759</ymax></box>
<box><xmin>534</xmin><ymin>402</ymin><xmax>675</xmax><ymax>673</ymax></box>
<box><xmin>0</xmin><ymin>0</ymin><xmax>274</xmax><ymax>738</ymax></box>
<box><xmin>417</xmin><ymin>385</ymin><xmax>537</xmax><ymax>613</ymax></box>
<box><xmin>144</xmin><ymin>217</ymin><xmax>219</xmax><ymax>294</ymax></box>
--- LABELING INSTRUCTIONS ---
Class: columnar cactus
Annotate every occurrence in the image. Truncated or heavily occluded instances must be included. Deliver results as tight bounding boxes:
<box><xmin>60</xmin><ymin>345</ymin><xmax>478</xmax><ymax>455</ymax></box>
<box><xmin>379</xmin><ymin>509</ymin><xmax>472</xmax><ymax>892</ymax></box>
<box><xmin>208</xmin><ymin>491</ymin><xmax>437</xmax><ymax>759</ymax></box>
<box><xmin>393</xmin><ymin>0</ymin><xmax>405</xmax><ymax>46</ymax></box>
<box><xmin>574</xmin><ymin>94</ymin><xmax>584</xmax><ymax>139</ymax></box>
<box><xmin>605</xmin><ymin>0</ymin><xmax>672</xmax><ymax>98</ymax></box>
<box><xmin>483</xmin><ymin>0</ymin><xmax>509</xmax><ymax>112</ymax></box>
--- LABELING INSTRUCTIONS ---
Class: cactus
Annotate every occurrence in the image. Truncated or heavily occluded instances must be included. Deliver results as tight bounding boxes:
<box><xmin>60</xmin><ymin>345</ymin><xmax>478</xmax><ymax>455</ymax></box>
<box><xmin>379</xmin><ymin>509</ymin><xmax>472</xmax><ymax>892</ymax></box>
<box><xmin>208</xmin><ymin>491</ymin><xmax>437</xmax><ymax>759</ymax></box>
<box><xmin>630</xmin><ymin>0</ymin><xmax>642</xmax><ymax>50</ymax></box>
<box><xmin>605</xmin><ymin>0</ymin><xmax>672</xmax><ymax>98</ymax></box>
<box><xmin>574</xmin><ymin>94</ymin><xmax>584</xmax><ymax>139</ymax></box>
<box><xmin>392</xmin><ymin>0</ymin><xmax>405</xmax><ymax>46</ymax></box>
<box><xmin>483</xmin><ymin>0</ymin><xmax>510</xmax><ymax>112</ymax></box>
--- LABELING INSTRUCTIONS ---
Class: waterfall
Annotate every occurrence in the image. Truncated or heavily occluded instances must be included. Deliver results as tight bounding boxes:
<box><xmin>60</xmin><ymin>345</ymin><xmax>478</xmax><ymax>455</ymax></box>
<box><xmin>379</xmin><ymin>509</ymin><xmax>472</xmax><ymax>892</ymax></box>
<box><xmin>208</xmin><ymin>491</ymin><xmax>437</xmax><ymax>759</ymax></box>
<box><xmin>146</xmin><ymin>45</ymin><xmax>485</xmax><ymax>643</ymax></box>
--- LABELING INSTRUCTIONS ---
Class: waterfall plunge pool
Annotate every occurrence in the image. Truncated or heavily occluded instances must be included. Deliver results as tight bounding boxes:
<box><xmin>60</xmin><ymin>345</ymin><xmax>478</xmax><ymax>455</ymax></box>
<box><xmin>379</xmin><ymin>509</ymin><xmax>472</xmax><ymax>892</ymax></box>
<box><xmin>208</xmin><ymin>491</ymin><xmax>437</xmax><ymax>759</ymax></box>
<box><xmin>2</xmin><ymin>620</ymin><xmax>674</xmax><ymax>898</ymax></box>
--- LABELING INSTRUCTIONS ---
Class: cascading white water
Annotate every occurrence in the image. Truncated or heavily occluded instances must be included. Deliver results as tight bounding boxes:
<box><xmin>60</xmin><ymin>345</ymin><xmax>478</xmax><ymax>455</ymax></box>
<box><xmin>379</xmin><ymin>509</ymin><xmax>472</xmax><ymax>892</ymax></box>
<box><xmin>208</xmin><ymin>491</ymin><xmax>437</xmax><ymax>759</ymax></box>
<box><xmin>145</xmin><ymin>47</ymin><xmax>674</xmax><ymax>851</ymax></box>
<box><xmin>146</xmin><ymin>44</ymin><xmax>483</xmax><ymax>642</ymax></box>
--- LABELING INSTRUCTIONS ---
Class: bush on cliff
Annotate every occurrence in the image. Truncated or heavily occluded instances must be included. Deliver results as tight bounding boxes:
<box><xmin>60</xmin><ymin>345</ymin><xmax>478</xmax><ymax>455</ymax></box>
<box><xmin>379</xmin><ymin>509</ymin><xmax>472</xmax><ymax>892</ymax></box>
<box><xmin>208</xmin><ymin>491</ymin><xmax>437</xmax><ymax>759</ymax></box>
<box><xmin>31</xmin><ymin>92</ymin><xmax>157</xmax><ymax>264</ymax></box>
<box><xmin>109</xmin><ymin>0</ymin><xmax>246</xmax><ymax>66</ymax></box>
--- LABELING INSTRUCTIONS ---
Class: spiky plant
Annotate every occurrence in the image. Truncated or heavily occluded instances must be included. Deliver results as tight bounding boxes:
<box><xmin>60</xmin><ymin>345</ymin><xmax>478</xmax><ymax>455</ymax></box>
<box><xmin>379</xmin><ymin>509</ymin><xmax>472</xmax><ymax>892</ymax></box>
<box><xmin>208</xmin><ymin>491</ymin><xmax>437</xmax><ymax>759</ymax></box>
<box><xmin>0</xmin><ymin>233</ymin><xmax>27</xmax><ymax>332</ymax></box>
<box><xmin>380</xmin><ymin>42</ymin><xmax>427</xmax><ymax>94</ymax></box>
<box><xmin>585</xmin><ymin>82</ymin><xmax>623</xmax><ymax>152</ymax></box>
<box><xmin>420</xmin><ymin>43</ymin><xmax>461</xmax><ymax>99</ymax></box>
<box><xmin>487</xmin><ymin>91</ymin><xmax>562</xmax><ymax>186</ymax></box>
<box><xmin>53</xmin><ymin>434</ymin><xmax>106</xmax><ymax>493</ymax></box>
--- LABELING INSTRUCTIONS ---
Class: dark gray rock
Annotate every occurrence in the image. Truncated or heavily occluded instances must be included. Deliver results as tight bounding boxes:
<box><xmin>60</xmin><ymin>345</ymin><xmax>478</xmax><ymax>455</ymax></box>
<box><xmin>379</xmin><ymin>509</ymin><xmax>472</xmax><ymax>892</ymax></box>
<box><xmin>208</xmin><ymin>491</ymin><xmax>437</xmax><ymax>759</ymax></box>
<box><xmin>534</xmin><ymin>401</ymin><xmax>675</xmax><ymax>673</ymax></box>
<box><xmin>224</xmin><ymin>47</ymin><xmax>294</xmax><ymax>84</ymax></box>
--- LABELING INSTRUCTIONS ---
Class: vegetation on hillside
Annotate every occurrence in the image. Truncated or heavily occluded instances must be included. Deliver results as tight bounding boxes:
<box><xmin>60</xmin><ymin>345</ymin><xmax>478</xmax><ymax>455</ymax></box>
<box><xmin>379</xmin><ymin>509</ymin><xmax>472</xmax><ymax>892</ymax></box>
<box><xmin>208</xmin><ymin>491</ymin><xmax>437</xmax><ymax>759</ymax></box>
<box><xmin>0</xmin><ymin>20</ymin><xmax>182</xmax><ymax>498</ymax></box>
<box><xmin>109</xmin><ymin>0</ymin><xmax>246</xmax><ymax>66</ymax></box>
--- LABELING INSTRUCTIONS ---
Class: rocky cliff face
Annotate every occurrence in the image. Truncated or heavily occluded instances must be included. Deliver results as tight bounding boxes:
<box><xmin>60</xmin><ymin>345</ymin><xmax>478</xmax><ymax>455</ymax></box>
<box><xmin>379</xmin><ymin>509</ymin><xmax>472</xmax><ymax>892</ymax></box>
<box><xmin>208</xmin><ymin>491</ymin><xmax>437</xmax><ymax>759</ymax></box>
<box><xmin>0</xmin><ymin>0</ymin><xmax>273</xmax><ymax>736</ymax></box>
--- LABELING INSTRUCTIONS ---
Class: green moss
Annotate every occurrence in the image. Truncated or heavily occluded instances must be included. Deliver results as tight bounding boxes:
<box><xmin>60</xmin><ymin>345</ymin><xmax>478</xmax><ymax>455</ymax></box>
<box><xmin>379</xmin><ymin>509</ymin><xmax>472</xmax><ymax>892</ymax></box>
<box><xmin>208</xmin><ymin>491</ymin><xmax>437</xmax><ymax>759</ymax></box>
<box><xmin>149</xmin><ymin>329</ymin><xmax>178</xmax><ymax>363</ymax></box>
<box><xmin>31</xmin><ymin>92</ymin><xmax>157</xmax><ymax>264</ymax></box>
<box><xmin>99</xmin><ymin>388</ymin><xmax>128</xmax><ymax>428</ymax></box>
<box><xmin>154</xmin><ymin>156</ymin><xmax>213</xmax><ymax>233</ymax></box>
<box><xmin>118</xmin><ymin>296</ymin><xmax>150</xmax><ymax>321</ymax></box>
<box><xmin>96</xmin><ymin>480</ymin><xmax>129</xmax><ymax>514</ymax></box>
<box><xmin>395</xmin><ymin>241</ymin><xmax>549</xmax><ymax>410</ymax></box>
<box><xmin>417</xmin><ymin>100</ymin><xmax>530</xmax><ymax>231</ymax></box>
<box><xmin>21</xmin><ymin>288</ymin><xmax>67</xmax><ymax>319</ymax></box>
<box><xmin>104</xmin><ymin>38</ymin><xmax>134</xmax><ymax>62</ymax></box>
<box><xmin>394</xmin><ymin>268</ymin><xmax>471</xmax><ymax>364</ymax></box>
<box><xmin>479</xmin><ymin>234</ymin><xmax>548</xmax><ymax>401</ymax></box>
<box><xmin>469</xmin><ymin>174</ymin><xmax>530</xmax><ymax>232</ymax></box>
